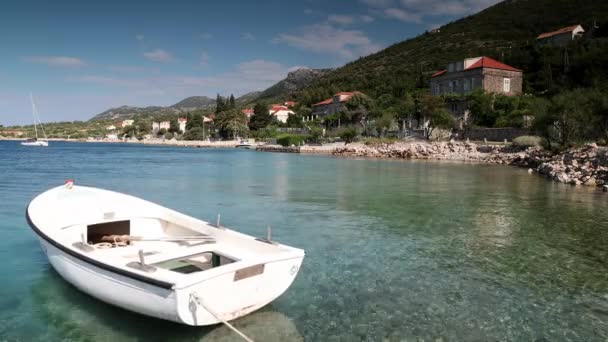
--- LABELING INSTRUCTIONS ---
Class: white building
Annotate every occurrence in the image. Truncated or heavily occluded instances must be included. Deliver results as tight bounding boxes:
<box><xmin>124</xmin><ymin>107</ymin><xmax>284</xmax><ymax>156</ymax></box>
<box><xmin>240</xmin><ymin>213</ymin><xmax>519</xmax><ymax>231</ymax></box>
<box><xmin>152</xmin><ymin>122</ymin><xmax>160</xmax><ymax>133</ymax></box>
<box><xmin>106</xmin><ymin>125</ymin><xmax>116</xmax><ymax>130</ymax></box>
<box><xmin>159</xmin><ymin>121</ymin><xmax>170</xmax><ymax>130</ymax></box>
<box><xmin>269</xmin><ymin>105</ymin><xmax>294</xmax><ymax>123</ymax></box>
<box><xmin>121</xmin><ymin>119</ymin><xmax>134</xmax><ymax>128</ymax></box>
<box><xmin>178</xmin><ymin>118</ymin><xmax>187</xmax><ymax>133</ymax></box>
<box><xmin>537</xmin><ymin>24</ymin><xmax>585</xmax><ymax>46</ymax></box>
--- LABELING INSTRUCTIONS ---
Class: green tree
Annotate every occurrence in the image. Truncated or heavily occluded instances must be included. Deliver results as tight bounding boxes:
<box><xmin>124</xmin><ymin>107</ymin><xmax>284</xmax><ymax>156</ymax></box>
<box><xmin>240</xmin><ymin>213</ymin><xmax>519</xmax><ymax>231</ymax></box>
<box><xmin>248</xmin><ymin>103</ymin><xmax>273</xmax><ymax>130</ymax></box>
<box><xmin>186</xmin><ymin>112</ymin><xmax>203</xmax><ymax>130</ymax></box>
<box><xmin>215</xmin><ymin>94</ymin><xmax>226</xmax><ymax>114</ymax></box>
<box><xmin>286</xmin><ymin>113</ymin><xmax>304</xmax><ymax>128</ymax></box>
<box><xmin>228</xmin><ymin>94</ymin><xmax>236</xmax><ymax>109</ymax></box>
<box><xmin>420</xmin><ymin>94</ymin><xmax>454</xmax><ymax>140</ymax></box>
<box><xmin>169</xmin><ymin>118</ymin><xmax>180</xmax><ymax>133</ymax></box>
<box><xmin>214</xmin><ymin>108</ymin><xmax>249</xmax><ymax>139</ymax></box>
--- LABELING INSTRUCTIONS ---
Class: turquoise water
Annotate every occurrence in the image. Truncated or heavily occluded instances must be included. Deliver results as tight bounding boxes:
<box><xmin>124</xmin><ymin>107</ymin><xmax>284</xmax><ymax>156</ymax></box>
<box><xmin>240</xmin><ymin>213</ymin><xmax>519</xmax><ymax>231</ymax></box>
<box><xmin>1</xmin><ymin>140</ymin><xmax>608</xmax><ymax>341</ymax></box>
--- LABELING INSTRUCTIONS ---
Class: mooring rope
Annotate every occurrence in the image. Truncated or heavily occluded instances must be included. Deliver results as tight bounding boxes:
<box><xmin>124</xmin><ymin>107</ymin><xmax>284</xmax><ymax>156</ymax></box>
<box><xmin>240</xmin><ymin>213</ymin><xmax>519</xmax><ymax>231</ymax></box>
<box><xmin>189</xmin><ymin>292</ymin><xmax>254</xmax><ymax>342</ymax></box>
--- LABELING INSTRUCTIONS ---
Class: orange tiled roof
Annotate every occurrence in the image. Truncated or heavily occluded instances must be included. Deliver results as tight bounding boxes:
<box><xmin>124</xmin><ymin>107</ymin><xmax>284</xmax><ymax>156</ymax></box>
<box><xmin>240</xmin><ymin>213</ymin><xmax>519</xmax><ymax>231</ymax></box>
<box><xmin>537</xmin><ymin>25</ymin><xmax>582</xmax><ymax>40</ymax></box>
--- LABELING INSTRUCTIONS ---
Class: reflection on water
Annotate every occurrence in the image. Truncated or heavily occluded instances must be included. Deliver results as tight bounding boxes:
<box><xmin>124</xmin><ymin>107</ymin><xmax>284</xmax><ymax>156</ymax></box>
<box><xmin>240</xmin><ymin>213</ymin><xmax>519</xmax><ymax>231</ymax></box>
<box><xmin>1</xmin><ymin>141</ymin><xmax>608</xmax><ymax>341</ymax></box>
<box><xmin>27</xmin><ymin>269</ymin><xmax>302</xmax><ymax>342</ymax></box>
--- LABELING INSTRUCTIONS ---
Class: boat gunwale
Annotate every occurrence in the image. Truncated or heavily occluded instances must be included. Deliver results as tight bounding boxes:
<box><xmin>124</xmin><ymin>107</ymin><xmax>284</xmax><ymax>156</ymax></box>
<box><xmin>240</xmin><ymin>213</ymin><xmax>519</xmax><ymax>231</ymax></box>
<box><xmin>25</xmin><ymin>205</ymin><xmax>175</xmax><ymax>290</ymax></box>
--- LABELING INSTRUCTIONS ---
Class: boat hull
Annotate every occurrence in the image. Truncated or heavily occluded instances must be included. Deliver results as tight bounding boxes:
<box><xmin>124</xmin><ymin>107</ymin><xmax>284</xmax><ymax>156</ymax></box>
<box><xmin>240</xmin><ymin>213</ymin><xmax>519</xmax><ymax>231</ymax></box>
<box><xmin>21</xmin><ymin>141</ymin><xmax>48</xmax><ymax>146</ymax></box>
<box><xmin>38</xmin><ymin>237</ymin><xmax>303</xmax><ymax>326</ymax></box>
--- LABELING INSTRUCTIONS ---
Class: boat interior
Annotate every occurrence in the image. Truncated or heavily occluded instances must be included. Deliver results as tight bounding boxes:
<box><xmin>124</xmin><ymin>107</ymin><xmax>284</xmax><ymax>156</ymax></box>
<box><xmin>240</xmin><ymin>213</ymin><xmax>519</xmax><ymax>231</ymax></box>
<box><xmin>60</xmin><ymin>216</ymin><xmax>280</xmax><ymax>278</ymax></box>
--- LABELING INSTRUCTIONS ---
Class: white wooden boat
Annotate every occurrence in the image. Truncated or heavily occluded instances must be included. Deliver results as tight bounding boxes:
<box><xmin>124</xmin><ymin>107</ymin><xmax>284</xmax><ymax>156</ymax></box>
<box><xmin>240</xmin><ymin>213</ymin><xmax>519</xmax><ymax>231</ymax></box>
<box><xmin>21</xmin><ymin>138</ymin><xmax>48</xmax><ymax>147</ymax></box>
<box><xmin>21</xmin><ymin>94</ymin><xmax>49</xmax><ymax>147</ymax></box>
<box><xmin>26</xmin><ymin>183</ymin><xmax>305</xmax><ymax>326</ymax></box>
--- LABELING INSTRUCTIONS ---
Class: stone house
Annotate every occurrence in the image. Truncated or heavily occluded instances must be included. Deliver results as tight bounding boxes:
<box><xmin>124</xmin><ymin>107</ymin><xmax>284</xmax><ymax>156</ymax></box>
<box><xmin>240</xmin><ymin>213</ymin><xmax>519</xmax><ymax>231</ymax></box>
<box><xmin>430</xmin><ymin>56</ymin><xmax>523</xmax><ymax>128</ymax></box>
<box><xmin>308</xmin><ymin>91</ymin><xmax>364</xmax><ymax>121</ymax></box>
<box><xmin>536</xmin><ymin>25</ymin><xmax>584</xmax><ymax>47</ymax></box>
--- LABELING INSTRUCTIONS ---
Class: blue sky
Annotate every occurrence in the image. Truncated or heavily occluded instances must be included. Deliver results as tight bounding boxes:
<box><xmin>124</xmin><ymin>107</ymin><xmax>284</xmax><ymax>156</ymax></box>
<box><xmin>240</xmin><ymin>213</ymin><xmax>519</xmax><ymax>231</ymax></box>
<box><xmin>0</xmin><ymin>0</ymin><xmax>500</xmax><ymax>125</ymax></box>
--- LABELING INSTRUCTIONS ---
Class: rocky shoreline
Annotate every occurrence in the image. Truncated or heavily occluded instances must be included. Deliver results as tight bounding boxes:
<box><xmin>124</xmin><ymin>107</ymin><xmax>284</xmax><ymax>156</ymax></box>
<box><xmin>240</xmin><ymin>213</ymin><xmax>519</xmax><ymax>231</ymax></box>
<box><xmin>331</xmin><ymin>141</ymin><xmax>608</xmax><ymax>188</ymax></box>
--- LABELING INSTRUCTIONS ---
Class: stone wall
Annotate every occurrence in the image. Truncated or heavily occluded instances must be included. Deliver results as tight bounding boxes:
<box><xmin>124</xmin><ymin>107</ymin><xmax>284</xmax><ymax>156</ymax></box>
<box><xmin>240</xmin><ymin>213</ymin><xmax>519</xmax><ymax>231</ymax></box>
<box><xmin>461</xmin><ymin>127</ymin><xmax>530</xmax><ymax>142</ymax></box>
<box><xmin>482</xmin><ymin>69</ymin><xmax>523</xmax><ymax>96</ymax></box>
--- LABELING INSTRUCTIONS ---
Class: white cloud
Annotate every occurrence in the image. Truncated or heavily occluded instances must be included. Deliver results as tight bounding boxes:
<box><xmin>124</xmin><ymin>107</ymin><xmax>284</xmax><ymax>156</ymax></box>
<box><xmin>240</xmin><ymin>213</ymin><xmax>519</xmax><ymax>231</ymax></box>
<box><xmin>68</xmin><ymin>59</ymin><xmax>295</xmax><ymax>100</ymax></box>
<box><xmin>143</xmin><ymin>49</ymin><xmax>173</xmax><ymax>62</ymax></box>
<box><xmin>384</xmin><ymin>8</ymin><xmax>421</xmax><ymax>23</ymax></box>
<box><xmin>242</xmin><ymin>32</ymin><xmax>255</xmax><ymax>41</ymax></box>
<box><xmin>135</xmin><ymin>34</ymin><xmax>144</xmax><ymax>41</ymax></box>
<box><xmin>275</xmin><ymin>24</ymin><xmax>382</xmax><ymax>59</ymax></box>
<box><xmin>396</xmin><ymin>0</ymin><xmax>500</xmax><ymax>19</ymax></box>
<box><xmin>200</xmin><ymin>52</ymin><xmax>210</xmax><ymax>66</ymax></box>
<box><xmin>327</xmin><ymin>14</ymin><xmax>355</xmax><ymax>25</ymax></box>
<box><xmin>360</xmin><ymin>15</ymin><xmax>375</xmax><ymax>23</ymax></box>
<box><xmin>23</xmin><ymin>56</ymin><xmax>86</xmax><ymax>67</ymax></box>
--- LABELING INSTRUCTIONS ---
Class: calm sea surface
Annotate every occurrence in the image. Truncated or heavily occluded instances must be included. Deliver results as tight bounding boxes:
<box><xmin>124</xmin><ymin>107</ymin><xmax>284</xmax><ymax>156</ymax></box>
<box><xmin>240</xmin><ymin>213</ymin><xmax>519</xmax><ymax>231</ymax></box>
<box><xmin>1</xmin><ymin>140</ymin><xmax>608</xmax><ymax>341</ymax></box>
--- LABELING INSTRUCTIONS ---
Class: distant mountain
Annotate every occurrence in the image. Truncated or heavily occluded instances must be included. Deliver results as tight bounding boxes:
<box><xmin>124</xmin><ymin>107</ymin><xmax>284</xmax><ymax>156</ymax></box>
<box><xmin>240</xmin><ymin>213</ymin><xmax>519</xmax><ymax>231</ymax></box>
<box><xmin>89</xmin><ymin>105</ymin><xmax>175</xmax><ymax>121</ymax></box>
<box><xmin>254</xmin><ymin>68</ymin><xmax>333</xmax><ymax>102</ymax></box>
<box><xmin>89</xmin><ymin>68</ymin><xmax>332</xmax><ymax>121</ymax></box>
<box><xmin>90</xmin><ymin>96</ymin><xmax>216</xmax><ymax>121</ymax></box>
<box><xmin>235</xmin><ymin>91</ymin><xmax>262</xmax><ymax>106</ymax></box>
<box><xmin>170</xmin><ymin>96</ymin><xmax>216</xmax><ymax>110</ymax></box>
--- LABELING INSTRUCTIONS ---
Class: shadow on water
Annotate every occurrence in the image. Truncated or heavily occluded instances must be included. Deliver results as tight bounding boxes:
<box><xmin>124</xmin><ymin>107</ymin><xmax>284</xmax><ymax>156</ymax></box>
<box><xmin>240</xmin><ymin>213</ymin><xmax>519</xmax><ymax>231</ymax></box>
<box><xmin>29</xmin><ymin>268</ymin><xmax>303</xmax><ymax>342</ymax></box>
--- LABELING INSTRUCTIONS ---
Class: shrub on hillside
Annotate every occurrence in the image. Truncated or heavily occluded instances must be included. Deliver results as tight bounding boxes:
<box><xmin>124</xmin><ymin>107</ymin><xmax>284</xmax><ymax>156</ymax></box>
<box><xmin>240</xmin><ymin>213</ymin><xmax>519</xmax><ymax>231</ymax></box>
<box><xmin>513</xmin><ymin>135</ymin><xmax>543</xmax><ymax>147</ymax></box>
<box><xmin>338</xmin><ymin>127</ymin><xmax>358</xmax><ymax>144</ymax></box>
<box><xmin>182</xmin><ymin>127</ymin><xmax>206</xmax><ymax>141</ymax></box>
<box><xmin>277</xmin><ymin>134</ymin><xmax>307</xmax><ymax>147</ymax></box>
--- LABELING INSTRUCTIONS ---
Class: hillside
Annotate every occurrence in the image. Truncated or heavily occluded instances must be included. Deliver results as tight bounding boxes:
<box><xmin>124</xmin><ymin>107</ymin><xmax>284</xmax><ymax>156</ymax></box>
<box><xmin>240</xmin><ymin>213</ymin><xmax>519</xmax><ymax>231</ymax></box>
<box><xmin>170</xmin><ymin>96</ymin><xmax>216</xmax><ymax>110</ymax></box>
<box><xmin>254</xmin><ymin>68</ymin><xmax>333</xmax><ymax>102</ymax></box>
<box><xmin>285</xmin><ymin>0</ymin><xmax>608</xmax><ymax>105</ymax></box>
<box><xmin>90</xmin><ymin>105</ymin><xmax>174</xmax><ymax>121</ymax></box>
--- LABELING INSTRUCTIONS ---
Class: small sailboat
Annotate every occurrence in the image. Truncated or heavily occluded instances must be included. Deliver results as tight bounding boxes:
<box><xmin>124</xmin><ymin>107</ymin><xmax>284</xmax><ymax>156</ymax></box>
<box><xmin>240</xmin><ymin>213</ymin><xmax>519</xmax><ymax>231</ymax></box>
<box><xmin>26</xmin><ymin>182</ymin><xmax>305</xmax><ymax>327</ymax></box>
<box><xmin>21</xmin><ymin>94</ymin><xmax>49</xmax><ymax>147</ymax></box>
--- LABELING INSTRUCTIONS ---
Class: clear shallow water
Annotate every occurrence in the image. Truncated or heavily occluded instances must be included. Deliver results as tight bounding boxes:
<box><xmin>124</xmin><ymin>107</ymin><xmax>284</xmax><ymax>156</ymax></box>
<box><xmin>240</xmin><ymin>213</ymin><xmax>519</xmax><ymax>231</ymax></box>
<box><xmin>1</xmin><ymin>141</ymin><xmax>608</xmax><ymax>341</ymax></box>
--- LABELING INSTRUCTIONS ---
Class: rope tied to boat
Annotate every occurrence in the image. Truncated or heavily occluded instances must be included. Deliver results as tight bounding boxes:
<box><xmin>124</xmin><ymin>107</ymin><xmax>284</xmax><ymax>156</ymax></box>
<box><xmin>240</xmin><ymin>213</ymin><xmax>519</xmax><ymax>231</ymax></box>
<box><xmin>188</xmin><ymin>292</ymin><xmax>254</xmax><ymax>342</ymax></box>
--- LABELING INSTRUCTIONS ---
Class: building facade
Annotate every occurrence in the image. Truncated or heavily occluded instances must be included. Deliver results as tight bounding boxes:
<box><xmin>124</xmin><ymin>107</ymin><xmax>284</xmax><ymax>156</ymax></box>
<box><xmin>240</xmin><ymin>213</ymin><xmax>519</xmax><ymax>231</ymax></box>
<box><xmin>430</xmin><ymin>56</ymin><xmax>523</xmax><ymax>127</ymax></box>
<box><xmin>269</xmin><ymin>105</ymin><xmax>294</xmax><ymax>123</ymax></box>
<box><xmin>308</xmin><ymin>91</ymin><xmax>363</xmax><ymax>121</ymax></box>
<box><xmin>177</xmin><ymin>118</ymin><xmax>187</xmax><ymax>133</ymax></box>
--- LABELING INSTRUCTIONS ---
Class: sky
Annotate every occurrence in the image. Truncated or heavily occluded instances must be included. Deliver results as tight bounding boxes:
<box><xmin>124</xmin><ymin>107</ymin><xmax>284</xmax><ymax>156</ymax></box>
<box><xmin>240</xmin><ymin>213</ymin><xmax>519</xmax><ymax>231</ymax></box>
<box><xmin>0</xmin><ymin>0</ymin><xmax>501</xmax><ymax>125</ymax></box>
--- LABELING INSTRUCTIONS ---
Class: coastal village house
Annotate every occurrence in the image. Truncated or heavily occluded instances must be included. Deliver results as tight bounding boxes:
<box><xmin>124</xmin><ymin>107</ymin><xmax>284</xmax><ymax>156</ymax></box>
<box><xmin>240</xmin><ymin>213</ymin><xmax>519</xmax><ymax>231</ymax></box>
<box><xmin>430</xmin><ymin>56</ymin><xmax>523</xmax><ymax>128</ymax></box>
<box><xmin>308</xmin><ymin>91</ymin><xmax>363</xmax><ymax>121</ymax></box>
<box><xmin>106</xmin><ymin>125</ymin><xmax>116</xmax><ymax>131</ymax></box>
<box><xmin>121</xmin><ymin>119</ymin><xmax>134</xmax><ymax>128</ymax></box>
<box><xmin>178</xmin><ymin>118</ymin><xmax>187</xmax><ymax>133</ymax></box>
<box><xmin>269</xmin><ymin>104</ymin><xmax>294</xmax><ymax>123</ymax></box>
<box><xmin>536</xmin><ymin>25</ymin><xmax>584</xmax><ymax>46</ymax></box>
<box><xmin>242</xmin><ymin>108</ymin><xmax>254</xmax><ymax>119</ymax></box>
<box><xmin>152</xmin><ymin>121</ymin><xmax>171</xmax><ymax>133</ymax></box>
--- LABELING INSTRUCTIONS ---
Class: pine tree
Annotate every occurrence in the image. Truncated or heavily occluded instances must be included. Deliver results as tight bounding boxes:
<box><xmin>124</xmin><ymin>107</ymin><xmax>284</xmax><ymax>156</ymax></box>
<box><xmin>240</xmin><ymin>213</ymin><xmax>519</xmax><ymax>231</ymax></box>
<box><xmin>229</xmin><ymin>94</ymin><xmax>236</xmax><ymax>109</ymax></box>
<box><xmin>248</xmin><ymin>103</ymin><xmax>273</xmax><ymax>130</ymax></box>
<box><xmin>215</xmin><ymin>94</ymin><xmax>225</xmax><ymax>113</ymax></box>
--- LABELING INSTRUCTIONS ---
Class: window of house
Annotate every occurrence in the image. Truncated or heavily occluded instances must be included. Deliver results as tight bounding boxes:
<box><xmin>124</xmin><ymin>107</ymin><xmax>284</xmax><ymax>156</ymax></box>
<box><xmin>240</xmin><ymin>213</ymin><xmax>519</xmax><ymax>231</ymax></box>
<box><xmin>503</xmin><ymin>78</ymin><xmax>511</xmax><ymax>93</ymax></box>
<box><xmin>434</xmin><ymin>84</ymin><xmax>440</xmax><ymax>95</ymax></box>
<box><xmin>463</xmin><ymin>79</ymin><xmax>470</xmax><ymax>91</ymax></box>
<box><xmin>471</xmin><ymin>78</ymin><xmax>476</xmax><ymax>89</ymax></box>
<box><xmin>451</xmin><ymin>103</ymin><xmax>458</xmax><ymax>113</ymax></box>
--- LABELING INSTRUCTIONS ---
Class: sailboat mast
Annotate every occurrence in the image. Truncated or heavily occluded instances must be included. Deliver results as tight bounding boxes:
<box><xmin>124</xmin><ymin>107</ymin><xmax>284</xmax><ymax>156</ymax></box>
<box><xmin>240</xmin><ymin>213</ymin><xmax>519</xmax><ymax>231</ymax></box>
<box><xmin>30</xmin><ymin>93</ymin><xmax>39</xmax><ymax>139</ymax></box>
